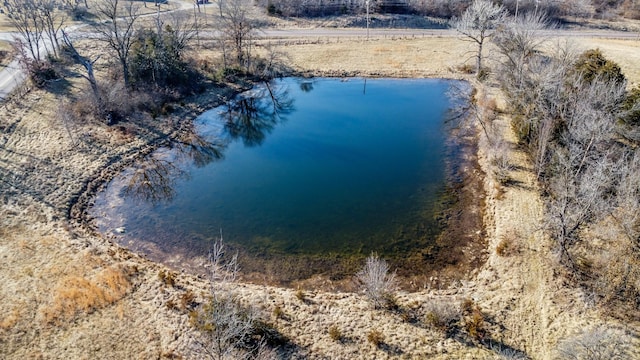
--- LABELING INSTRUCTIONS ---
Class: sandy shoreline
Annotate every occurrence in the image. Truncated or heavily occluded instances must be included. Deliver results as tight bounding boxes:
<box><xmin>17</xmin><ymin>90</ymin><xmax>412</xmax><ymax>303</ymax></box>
<box><xmin>2</xmin><ymin>33</ymin><xmax>640</xmax><ymax>359</ymax></box>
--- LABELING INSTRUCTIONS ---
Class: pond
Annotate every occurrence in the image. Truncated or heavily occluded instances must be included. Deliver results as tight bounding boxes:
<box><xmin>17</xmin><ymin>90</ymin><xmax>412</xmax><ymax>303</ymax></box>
<box><xmin>91</xmin><ymin>78</ymin><xmax>472</xmax><ymax>286</ymax></box>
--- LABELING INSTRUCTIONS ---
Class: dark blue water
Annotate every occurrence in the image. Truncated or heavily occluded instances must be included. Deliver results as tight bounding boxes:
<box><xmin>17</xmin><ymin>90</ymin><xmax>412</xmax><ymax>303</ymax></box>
<box><xmin>92</xmin><ymin>78</ymin><xmax>465</xmax><ymax>280</ymax></box>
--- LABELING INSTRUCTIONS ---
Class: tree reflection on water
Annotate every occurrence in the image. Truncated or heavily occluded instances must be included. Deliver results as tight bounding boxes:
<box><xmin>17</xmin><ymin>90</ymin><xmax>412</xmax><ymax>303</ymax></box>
<box><xmin>222</xmin><ymin>81</ymin><xmax>294</xmax><ymax>147</ymax></box>
<box><xmin>174</xmin><ymin>130</ymin><xmax>226</xmax><ymax>168</ymax></box>
<box><xmin>123</xmin><ymin>130</ymin><xmax>226</xmax><ymax>204</ymax></box>
<box><xmin>122</xmin><ymin>81</ymin><xmax>294</xmax><ymax>204</ymax></box>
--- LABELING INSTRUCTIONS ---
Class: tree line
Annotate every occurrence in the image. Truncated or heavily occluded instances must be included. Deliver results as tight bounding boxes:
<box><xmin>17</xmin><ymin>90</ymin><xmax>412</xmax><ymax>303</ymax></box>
<box><xmin>257</xmin><ymin>0</ymin><xmax>638</xmax><ymax>19</ymax></box>
<box><xmin>474</xmin><ymin>2</ymin><xmax>640</xmax><ymax>315</ymax></box>
<box><xmin>1</xmin><ymin>0</ymin><xmax>276</xmax><ymax>123</ymax></box>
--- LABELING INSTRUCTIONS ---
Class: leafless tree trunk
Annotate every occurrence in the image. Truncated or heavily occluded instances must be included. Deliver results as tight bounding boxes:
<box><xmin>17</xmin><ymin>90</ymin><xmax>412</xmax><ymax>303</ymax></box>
<box><xmin>61</xmin><ymin>31</ymin><xmax>101</xmax><ymax>109</ymax></box>
<box><xmin>94</xmin><ymin>0</ymin><xmax>140</xmax><ymax>88</ymax></box>
<box><xmin>217</xmin><ymin>0</ymin><xmax>257</xmax><ymax>70</ymax></box>
<box><xmin>39</xmin><ymin>0</ymin><xmax>67</xmax><ymax>58</ymax></box>
<box><xmin>452</xmin><ymin>0</ymin><xmax>506</xmax><ymax>78</ymax></box>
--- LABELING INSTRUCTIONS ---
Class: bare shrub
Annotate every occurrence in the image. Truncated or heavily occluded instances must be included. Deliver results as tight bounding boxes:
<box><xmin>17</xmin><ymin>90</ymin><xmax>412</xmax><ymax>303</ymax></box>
<box><xmin>424</xmin><ymin>299</ymin><xmax>461</xmax><ymax>332</ymax></box>
<box><xmin>366</xmin><ymin>329</ymin><xmax>385</xmax><ymax>347</ymax></box>
<box><xmin>465</xmin><ymin>308</ymin><xmax>486</xmax><ymax>340</ymax></box>
<box><xmin>593</xmin><ymin>248</ymin><xmax>640</xmax><ymax>309</ymax></box>
<box><xmin>272</xmin><ymin>305</ymin><xmax>285</xmax><ymax>320</ymax></box>
<box><xmin>459</xmin><ymin>299</ymin><xmax>487</xmax><ymax>340</ymax></box>
<box><xmin>328</xmin><ymin>325</ymin><xmax>343</xmax><ymax>342</ymax></box>
<box><xmin>490</xmin><ymin>138</ymin><xmax>513</xmax><ymax>185</ymax></box>
<box><xmin>190</xmin><ymin>292</ymin><xmax>258</xmax><ymax>359</ymax></box>
<box><xmin>100</xmin><ymin>80</ymin><xmax>146</xmax><ymax>123</ymax></box>
<box><xmin>491</xmin><ymin>343</ymin><xmax>528</xmax><ymax>359</ymax></box>
<box><xmin>557</xmin><ymin>326</ymin><xmax>632</xmax><ymax>360</ymax></box>
<box><xmin>180</xmin><ymin>290</ymin><xmax>197</xmax><ymax>311</ymax></box>
<box><xmin>13</xmin><ymin>39</ymin><xmax>59</xmax><ymax>88</ymax></box>
<box><xmin>496</xmin><ymin>231</ymin><xmax>519</xmax><ymax>257</ymax></box>
<box><xmin>60</xmin><ymin>79</ymin><xmax>146</xmax><ymax>124</ymax></box>
<box><xmin>356</xmin><ymin>253</ymin><xmax>397</xmax><ymax>309</ymax></box>
<box><xmin>190</xmin><ymin>235</ymin><xmax>278</xmax><ymax>359</ymax></box>
<box><xmin>0</xmin><ymin>49</ymin><xmax>9</xmax><ymax>64</ymax></box>
<box><xmin>158</xmin><ymin>269</ymin><xmax>177</xmax><ymax>287</ymax></box>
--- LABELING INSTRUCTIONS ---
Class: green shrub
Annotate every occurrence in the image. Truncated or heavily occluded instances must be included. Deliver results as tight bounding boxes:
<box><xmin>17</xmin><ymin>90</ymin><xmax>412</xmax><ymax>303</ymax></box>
<box><xmin>573</xmin><ymin>49</ymin><xmax>625</xmax><ymax>85</ymax></box>
<box><xmin>622</xmin><ymin>85</ymin><xmax>640</xmax><ymax>125</ymax></box>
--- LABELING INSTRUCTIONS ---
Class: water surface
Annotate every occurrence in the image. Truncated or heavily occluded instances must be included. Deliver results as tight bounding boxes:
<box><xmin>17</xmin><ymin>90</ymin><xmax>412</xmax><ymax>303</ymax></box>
<box><xmin>92</xmin><ymin>78</ymin><xmax>467</xmax><ymax>282</ymax></box>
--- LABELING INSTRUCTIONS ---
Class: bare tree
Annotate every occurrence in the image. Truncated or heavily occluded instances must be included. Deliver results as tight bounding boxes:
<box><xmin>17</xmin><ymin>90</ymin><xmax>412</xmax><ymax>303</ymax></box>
<box><xmin>356</xmin><ymin>253</ymin><xmax>397</xmax><ymax>309</ymax></box>
<box><xmin>216</xmin><ymin>0</ymin><xmax>258</xmax><ymax>70</ymax></box>
<box><xmin>61</xmin><ymin>31</ymin><xmax>101</xmax><ymax>107</ymax></box>
<box><xmin>2</xmin><ymin>0</ymin><xmax>46</xmax><ymax>61</ymax></box>
<box><xmin>452</xmin><ymin>0</ymin><xmax>506</xmax><ymax>77</ymax></box>
<box><xmin>190</xmin><ymin>235</ymin><xmax>272</xmax><ymax>360</ymax></box>
<box><xmin>543</xmin><ymin>76</ymin><xmax>625</xmax><ymax>265</ymax></box>
<box><xmin>94</xmin><ymin>0</ymin><xmax>140</xmax><ymax>88</ymax></box>
<box><xmin>39</xmin><ymin>0</ymin><xmax>67</xmax><ymax>58</ymax></box>
<box><xmin>493</xmin><ymin>12</ymin><xmax>549</xmax><ymax>102</ymax></box>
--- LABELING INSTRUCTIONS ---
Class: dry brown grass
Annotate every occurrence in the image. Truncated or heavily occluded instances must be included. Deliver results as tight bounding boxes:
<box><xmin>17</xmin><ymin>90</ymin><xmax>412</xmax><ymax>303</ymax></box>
<box><xmin>366</xmin><ymin>329</ymin><xmax>385</xmax><ymax>347</ymax></box>
<box><xmin>273</xmin><ymin>36</ymin><xmax>472</xmax><ymax>78</ymax></box>
<box><xmin>42</xmin><ymin>266</ymin><xmax>131</xmax><ymax>325</ymax></box>
<box><xmin>0</xmin><ymin>307</ymin><xmax>21</xmax><ymax>330</ymax></box>
<box><xmin>496</xmin><ymin>231</ymin><xmax>520</xmax><ymax>257</ymax></box>
<box><xmin>0</xmin><ymin>13</ymin><xmax>14</xmax><ymax>32</ymax></box>
<box><xmin>1</xmin><ymin>16</ymin><xmax>640</xmax><ymax>359</ymax></box>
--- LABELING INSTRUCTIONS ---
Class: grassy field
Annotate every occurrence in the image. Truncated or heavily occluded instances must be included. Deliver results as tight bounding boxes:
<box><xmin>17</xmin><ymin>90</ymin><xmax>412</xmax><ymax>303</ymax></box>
<box><xmin>0</xmin><ymin>0</ymin><xmax>181</xmax><ymax>32</ymax></box>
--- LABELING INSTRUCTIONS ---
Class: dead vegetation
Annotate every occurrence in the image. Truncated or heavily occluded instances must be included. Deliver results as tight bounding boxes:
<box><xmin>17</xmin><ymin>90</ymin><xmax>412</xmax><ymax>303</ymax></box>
<box><xmin>42</xmin><ymin>265</ymin><xmax>132</xmax><ymax>325</ymax></box>
<box><xmin>1</xmin><ymin>2</ymin><xmax>640</xmax><ymax>358</ymax></box>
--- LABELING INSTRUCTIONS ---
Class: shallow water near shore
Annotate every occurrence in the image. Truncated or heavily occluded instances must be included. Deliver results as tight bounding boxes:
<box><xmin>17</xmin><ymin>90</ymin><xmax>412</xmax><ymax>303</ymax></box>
<box><xmin>91</xmin><ymin>78</ymin><xmax>470</xmax><ymax>285</ymax></box>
